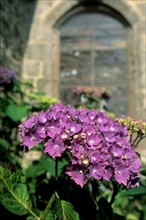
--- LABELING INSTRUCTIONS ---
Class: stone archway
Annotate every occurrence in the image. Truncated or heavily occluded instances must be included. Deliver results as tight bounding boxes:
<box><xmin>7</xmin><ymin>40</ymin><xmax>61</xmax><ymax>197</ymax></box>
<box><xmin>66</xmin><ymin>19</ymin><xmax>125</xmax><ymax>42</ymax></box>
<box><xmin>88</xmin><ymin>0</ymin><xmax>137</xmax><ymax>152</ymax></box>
<box><xmin>22</xmin><ymin>0</ymin><xmax>145</xmax><ymax>120</ymax></box>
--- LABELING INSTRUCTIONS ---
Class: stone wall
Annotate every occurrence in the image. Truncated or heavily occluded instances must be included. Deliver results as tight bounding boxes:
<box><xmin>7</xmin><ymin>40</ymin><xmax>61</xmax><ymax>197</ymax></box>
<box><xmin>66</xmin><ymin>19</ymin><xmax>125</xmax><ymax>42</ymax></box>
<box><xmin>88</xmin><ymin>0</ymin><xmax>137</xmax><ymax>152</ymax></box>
<box><xmin>0</xmin><ymin>0</ymin><xmax>36</xmax><ymax>75</ymax></box>
<box><xmin>21</xmin><ymin>0</ymin><xmax>146</xmax><ymax>120</ymax></box>
<box><xmin>1</xmin><ymin>0</ymin><xmax>145</xmax><ymax>121</ymax></box>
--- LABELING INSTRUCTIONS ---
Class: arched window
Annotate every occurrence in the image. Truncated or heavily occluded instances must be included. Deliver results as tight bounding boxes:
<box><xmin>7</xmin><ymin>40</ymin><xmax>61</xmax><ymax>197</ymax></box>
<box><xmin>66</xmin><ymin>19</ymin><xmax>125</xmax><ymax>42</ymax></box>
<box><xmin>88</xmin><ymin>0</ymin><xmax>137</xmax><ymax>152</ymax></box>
<box><xmin>59</xmin><ymin>10</ymin><xmax>129</xmax><ymax>116</ymax></box>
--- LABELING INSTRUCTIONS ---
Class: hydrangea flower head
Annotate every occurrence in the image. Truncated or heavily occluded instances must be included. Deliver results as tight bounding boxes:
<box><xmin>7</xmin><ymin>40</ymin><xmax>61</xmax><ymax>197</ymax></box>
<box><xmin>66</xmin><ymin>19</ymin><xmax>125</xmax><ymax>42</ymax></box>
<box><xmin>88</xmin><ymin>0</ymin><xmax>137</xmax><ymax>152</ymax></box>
<box><xmin>72</xmin><ymin>86</ymin><xmax>112</xmax><ymax>100</ymax></box>
<box><xmin>0</xmin><ymin>66</ymin><xmax>16</xmax><ymax>85</ymax></box>
<box><xmin>19</xmin><ymin>103</ymin><xmax>142</xmax><ymax>188</ymax></box>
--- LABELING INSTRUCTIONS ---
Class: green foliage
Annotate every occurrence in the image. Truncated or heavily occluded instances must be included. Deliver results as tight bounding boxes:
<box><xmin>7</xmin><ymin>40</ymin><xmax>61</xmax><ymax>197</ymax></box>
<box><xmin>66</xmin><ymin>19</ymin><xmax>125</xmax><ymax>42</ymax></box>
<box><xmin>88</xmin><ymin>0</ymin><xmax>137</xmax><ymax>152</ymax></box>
<box><xmin>54</xmin><ymin>199</ymin><xmax>79</xmax><ymax>220</ymax></box>
<box><xmin>25</xmin><ymin>153</ymin><xmax>69</xmax><ymax>178</ymax></box>
<box><xmin>0</xmin><ymin>68</ymin><xmax>146</xmax><ymax>220</ymax></box>
<box><xmin>120</xmin><ymin>186</ymin><xmax>146</xmax><ymax>196</ymax></box>
<box><xmin>0</xmin><ymin>165</ymin><xmax>31</xmax><ymax>216</ymax></box>
<box><xmin>112</xmin><ymin>183</ymin><xmax>146</xmax><ymax>220</ymax></box>
<box><xmin>5</xmin><ymin>103</ymin><xmax>28</xmax><ymax>122</ymax></box>
<box><xmin>0</xmin><ymin>75</ymin><xmax>59</xmax><ymax>166</ymax></box>
<box><xmin>44</xmin><ymin>211</ymin><xmax>55</xmax><ymax>220</ymax></box>
<box><xmin>0</xmin><ymin>138</ymin><xmax>9</xmax><ymax>150</ymax></box>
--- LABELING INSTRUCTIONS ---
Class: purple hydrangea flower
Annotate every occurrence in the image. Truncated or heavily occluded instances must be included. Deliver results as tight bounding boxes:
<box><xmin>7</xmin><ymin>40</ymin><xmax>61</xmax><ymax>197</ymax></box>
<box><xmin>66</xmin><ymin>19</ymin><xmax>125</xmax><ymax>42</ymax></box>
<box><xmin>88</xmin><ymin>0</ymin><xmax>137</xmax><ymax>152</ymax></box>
<box><xmin>103</xmin><ymin>166</ymin><xmax>113</xmax><ymax>181</ymax></box>
<box><xmin>38</xmin><ymin>112</ymin><xmax>47</xmax><ymax>124</ymax></box>
<box><xmin>72</xmin><ymin>86</ymin><xmax>112</xmax><ymax>100</ymax></box>
<box><xmin>22</xmin><ymin>131</ymin><xmax>42</xmax><ymax>148</ymax></box>
<box><xmin>90</xmin><ymin>164</ymin><xmax>105</xmax><ymax>180</ymax></box>
<box><xmin>66</xmin><ymin>165</ymin><xmax>87</xmax><ymax>187</ymax></box>
<box><xmin>44</xmin><ymin>136</ymin><xmax>65</xmax><ymax>158</ymax></box>
<box><xmin>66</xmin><ymin>122</ymin><xmax>82</xmax><ymax>135</ymax></box>
<box><xmin>114</xmin><ymin>165</ymin><xmax>130</xmax><ymax>185</ymax></box>
<box><xmin>19</xmin><ymin>103</ymin><xmax>142</xmax><ymax>188</ymax></box>
<box><xmin>89</xmin><ymin>151</ymin><xmax>102</xmax><ymax>164</ymax></box>
<box><xmin>23</xmin><ymin>114</ymin><xmax>38</xmax><ymax>129</ymax></box>
<box><xmin>87</xmin><ymin>134</ymin><xmax>102</xmax><ymax>150</ymax></box>
<box><xmin>71</xmin><ymin>140</ymin><xmax>87</xmax><ymax>159</ymax></box>
<box><xmin>37</xmin><ymin>124</ymin><xmax>46</xmax><ymax>138</ymax></box>
<box><xmin>0</xmin><ymin>66</ymin><xmax>16</xmax><ymax>85</ymax></box>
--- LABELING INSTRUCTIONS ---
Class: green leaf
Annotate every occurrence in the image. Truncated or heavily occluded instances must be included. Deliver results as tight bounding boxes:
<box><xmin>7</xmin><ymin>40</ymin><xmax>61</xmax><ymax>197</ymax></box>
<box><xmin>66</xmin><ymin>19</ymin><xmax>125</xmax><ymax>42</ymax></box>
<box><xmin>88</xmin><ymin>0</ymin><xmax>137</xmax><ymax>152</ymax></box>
<box><xmin>26</xmin><ymin>217</ymin><xmax>36</xmax><ymax>220</ymax></box>
<box><xmin>55</xmin><ymin>199</ymin><xmax>79</xmax><ymax>220</ymax></box>
<box><xmin>34</xmin><ymin>91</ymin><xmax>46</xmax><ymax>96</ymax></box>
<box><xmin>120</xmin><ymin>186</ymin><xmax>146</xmax><ymax>196</ymax></box>
<box><xmin>126</xmin><ymin>213</ymin><xmax>139</xmax><ymax>220</ymax></box>
<box><xmin>5</xmin><ymin>104</ymin><xmax>28</xmax><ymax>122</ymax></box>
<box><xmin>25</xmin><ymin>154</ymin><xmax>69</xmax><ymax>179</ymax></box>
<box><xmin>0</xmin><ymin>165</ymin><xmax>37</xmax><ymax>217</ymax></box>
<box><xmin>113</xmin><ymin>213</ymin><xmax>126</xmax><ymax>220</ymax></box>
<box><xmin>22</xmin><ymin>80</ymin><xmax>33</xmax><ymax>88</ymax></box>
<box><xmin>0</xmin><ymin>138</ymin><xmax>9</xmax><ymax>150</ymax></box>
<box><xmin>140</xmin><ymin>167</ymin><xmax>146</xmax><ymax>176</ymax></box>
<box><xmin>0</xmin><ymin>184</ymin><xmax>30</xmax><ymax>215</ymax></box>
<box><xmin>45</xmin><ymin>210</ymin><xmax>55</xmax><ymax>220</ymax></box>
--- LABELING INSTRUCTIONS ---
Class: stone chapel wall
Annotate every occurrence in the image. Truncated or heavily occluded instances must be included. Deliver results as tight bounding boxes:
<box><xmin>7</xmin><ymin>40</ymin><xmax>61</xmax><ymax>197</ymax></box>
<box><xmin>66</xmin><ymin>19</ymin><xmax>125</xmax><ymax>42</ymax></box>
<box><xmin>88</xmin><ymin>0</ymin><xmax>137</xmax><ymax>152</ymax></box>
<box><xmin>1</xmin><ymin>0</ymin><xmax>145</xmax><ymax>120</ymax></box>
<box><xmin>0</xmin><ymin>0</ymin><xmax>36</xmax><ymax>75</ymax></box>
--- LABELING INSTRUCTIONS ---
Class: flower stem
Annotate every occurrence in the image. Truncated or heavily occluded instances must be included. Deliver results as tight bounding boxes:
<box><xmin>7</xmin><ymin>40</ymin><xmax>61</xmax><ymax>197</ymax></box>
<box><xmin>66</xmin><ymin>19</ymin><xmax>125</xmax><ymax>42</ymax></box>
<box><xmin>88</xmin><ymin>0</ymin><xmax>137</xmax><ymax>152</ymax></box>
<box><xmin>55</xmin><ymin>157</ymin><xmax>58</xmax><ymax>181</ymax></box>
<box><xmin>40</xmin><ymin>158</ymin><xmax>60</xmax><ymax>220</ymax></box>
<box><xmin>133</xmin><ymin>133</ymin><xmax>140</xmax><ymax>147</ymax></box>
<box><xmin>40</xmin><ymin>193</ymin><xmax>56</xmax><ymax>220</ymax></box>
<box><xmin>110</xmin><ymin>182</ymin><xmax>118</xmax><ymax>205</ymax></box>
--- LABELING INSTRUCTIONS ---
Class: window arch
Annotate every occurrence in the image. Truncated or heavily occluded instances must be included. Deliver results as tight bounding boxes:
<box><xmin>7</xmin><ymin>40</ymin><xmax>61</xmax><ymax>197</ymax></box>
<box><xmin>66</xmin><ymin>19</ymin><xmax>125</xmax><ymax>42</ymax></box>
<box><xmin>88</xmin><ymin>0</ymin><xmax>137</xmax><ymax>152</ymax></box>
<box><xmin>58</xmin><ymin>6</ymin><xmax>130</xmax><ymax>116</ymax></box>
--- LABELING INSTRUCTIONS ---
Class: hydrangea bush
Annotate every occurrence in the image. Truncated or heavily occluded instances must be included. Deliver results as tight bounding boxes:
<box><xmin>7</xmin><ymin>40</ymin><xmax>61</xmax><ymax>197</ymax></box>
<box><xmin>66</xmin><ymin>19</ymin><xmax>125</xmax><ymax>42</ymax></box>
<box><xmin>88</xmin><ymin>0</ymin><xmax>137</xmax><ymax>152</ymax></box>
<box><xmin>0</xmin><ymin>67</ymin><xmax>146</xmax><ymax>220</ymax></box>
<box><xmin>72</xmin><ymin>86</ymin><xmax>112</xmax><ymax>101</ymax></box>
<box><xmin>0</xmin><ymin>66</ymin><xmax>59</xmax><ymax>165</ymax></box>
<box><xmin>71</xmin><ymin>86</ymin><xmax>114</xmax><ymax>118</ymax></box>
<box><xmin>19</xmin><ymin>103</ymin><xmax>141</xmax><ymax>188</ymax></box>
<box><xmin>0</xmin><ymin>66</ymin><xmax>16</xmax><ymax>85</ymax></box>
<box><xmin>72</xmin><ymin>86</ymin><xmax>112</xmax><ymax>111</ymax></box>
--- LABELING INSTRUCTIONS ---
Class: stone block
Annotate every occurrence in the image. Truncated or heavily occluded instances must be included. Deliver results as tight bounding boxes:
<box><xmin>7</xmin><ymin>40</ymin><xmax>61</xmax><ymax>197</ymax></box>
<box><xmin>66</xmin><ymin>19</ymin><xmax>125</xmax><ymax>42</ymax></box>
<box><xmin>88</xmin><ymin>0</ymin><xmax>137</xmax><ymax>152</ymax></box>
<box><xmin>37</xmin><ymin>79</ymin><xmax>59</xmax><ymax>98</ymax></box>
<box><xmin>50</xmin><ymin>80</ymin><xmax>60</xmax><ymax>99</ymax></box>
<box><xmin>103</xmin><ymin>0</ymin><xmax>139</xmax><ymax>25</ymax></box>
<box><xmin>29</xmin><ymin>24</ymin><xmax>53</xmax><ymax>41</ymax></box>
<box><xmin>22</xmin><ymin>60</ymin><xmax>43</xmax><ymax>79</ymax></box>
<box><xmin>136</xmin><ymin>19</ymin><xmax>146</xmax><ymax>34</ymax></box>
<box><xmin>136</xmin><ymin>1</ymin><xmax>146</xmax><ymax>17</ymax></box>
<box><xmin>25</xmin><ymin>43</ymin><xmax>51</xmax><ymax>61</ymax></box>
<box><xmin>44</xmin><ymin>62</ymin><xmax>59</xmax><ymax>81</ymax></box>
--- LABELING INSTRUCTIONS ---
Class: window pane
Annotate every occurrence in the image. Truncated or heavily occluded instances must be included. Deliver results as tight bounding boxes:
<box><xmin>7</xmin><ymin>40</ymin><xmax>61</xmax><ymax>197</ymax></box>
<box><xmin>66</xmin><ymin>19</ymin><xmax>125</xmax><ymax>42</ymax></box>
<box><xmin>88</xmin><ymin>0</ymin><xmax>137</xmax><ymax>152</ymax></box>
<box><xmin>60</xmin><ymin>12</ymin><xmax>128</xmax><ymax>116</ymax></box>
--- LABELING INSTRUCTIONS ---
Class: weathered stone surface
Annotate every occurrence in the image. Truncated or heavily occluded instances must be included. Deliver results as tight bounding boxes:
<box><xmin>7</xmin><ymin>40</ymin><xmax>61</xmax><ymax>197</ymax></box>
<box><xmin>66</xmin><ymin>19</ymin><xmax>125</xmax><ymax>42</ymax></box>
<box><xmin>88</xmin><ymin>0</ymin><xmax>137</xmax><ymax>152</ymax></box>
<box><xmin>29</xmin><ymin>25</ymin><xmax>52</xmax><ymax>41</ymax></box>
<box><xmin>136</xmin><ymin>1</ymin><xmax>146</xmax><ymax>17</ymax></box>
<box><xmin>22</xmin><ymin>60</ymin><xmax>43</xmax><ymax>78</ymax></box>
<box><xmin>0</xmin><ymin>0</ymin><xmax>36</xmax><ymax>75</ymax></box>
<box><xmin>37</xmin><ymin>79</ymin><xmax>59</xmax><ymax>98</ymax></box>
<box><xmin>103</xmin><ymin>0</ymin><xmax>139</xmax><ymax>25</ymax></box>
<box><xmin>25</xmin><ymin>43</ymin><xmax>51</xmax><ymax>61</ymax></box>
